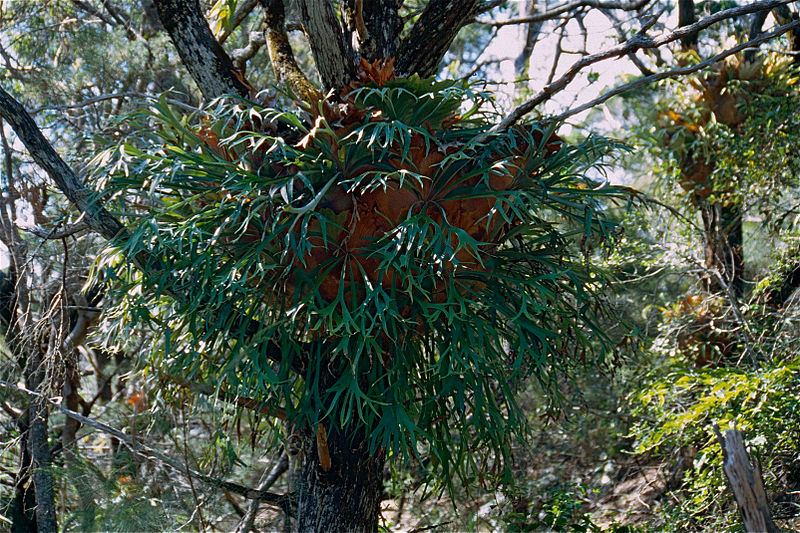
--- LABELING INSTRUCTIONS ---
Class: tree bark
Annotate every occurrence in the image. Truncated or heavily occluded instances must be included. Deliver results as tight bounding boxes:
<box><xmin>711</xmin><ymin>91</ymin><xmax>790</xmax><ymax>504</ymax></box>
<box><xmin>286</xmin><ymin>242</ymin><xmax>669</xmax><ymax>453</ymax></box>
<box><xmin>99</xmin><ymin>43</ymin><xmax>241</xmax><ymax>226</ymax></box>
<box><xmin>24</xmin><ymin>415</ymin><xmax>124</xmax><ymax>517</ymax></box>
<box><xmin>342</xmin><ymin>0</ymin><xmax>404</xmax><ymax>61</ymax></box>
<box><xmin>290</xmin><ymin>424</ymin><xmax>385</xmax><ymax>533</ymax></box>
<box><xmin>28</xmin><ymin>393</ymin><xmax>57</xmax><ymax>533</ymax></box>
<box><xmin>153</xmin><ymin>0</ymin><xmax>252</xmax><ymax>100</ymax></box>
<box><xmin>297</xmin><ymin>0</ymin><xmax>357</xmax><ymax>90</ymax></box>
<box><xmin>261</xmin><ymin>0</ymin><xmax>322</xmax><ymax>103</ymax></box>
<box><xmin>678</xmin><ymin>0</ymin><xmax>698</xmax><ymax>49</ymax></box>
<box><xmin>396</xmin><ymin>0</ymin><xmax>481</xmax><ymax>77</ymax></box>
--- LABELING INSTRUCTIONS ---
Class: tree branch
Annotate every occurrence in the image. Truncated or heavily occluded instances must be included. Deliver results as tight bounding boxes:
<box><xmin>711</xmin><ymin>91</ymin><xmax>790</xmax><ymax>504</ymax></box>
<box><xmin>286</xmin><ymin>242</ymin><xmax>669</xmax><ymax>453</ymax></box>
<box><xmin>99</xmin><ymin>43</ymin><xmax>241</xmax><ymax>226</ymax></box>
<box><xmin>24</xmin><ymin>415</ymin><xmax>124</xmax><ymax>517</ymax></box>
<box><xmin>492</xmin><ymin>0</ymin><xmax>794</xmax><ymax>131</ymax></box>
<box><xmin>540</xmin><ymin>18</ymin><xmax>800</xmax><ymax>125</ymax></box>
<box><xmin>17</xmin><ymin>220</ymin><xmax>90</xmax><ymax>240</ymax></box>
<box><xmin>154</xmin><ymin>0</ymin><xmax>252</xmax><ymax>99</ymax></box>
<box><xmin>0</xmin><ymin>86</ymin><xmax>306</xmax><ymax>373</ymax></box>
<box><xmin>482</xmin><ymin>0</ymin><xmax>649</xmax><ymax>27</ymax></box>
<box><xmin>0</xmin><ymin>380</ymin><xmax>293</xmax><ymax>512</ymax></box>
<box><xmin>0</xmin><ymin>87</ymin><xmax>125</xmax><ymax>241</ymax></box>
<box><xmin>219</xmin><ymin>0</ymin><xmax>260</xmax><ymax>43</ymax></box>
<box><xmin>396</xmin><ymin>0</ymin><xmax>481</xmax><ymax>77</ymax></box>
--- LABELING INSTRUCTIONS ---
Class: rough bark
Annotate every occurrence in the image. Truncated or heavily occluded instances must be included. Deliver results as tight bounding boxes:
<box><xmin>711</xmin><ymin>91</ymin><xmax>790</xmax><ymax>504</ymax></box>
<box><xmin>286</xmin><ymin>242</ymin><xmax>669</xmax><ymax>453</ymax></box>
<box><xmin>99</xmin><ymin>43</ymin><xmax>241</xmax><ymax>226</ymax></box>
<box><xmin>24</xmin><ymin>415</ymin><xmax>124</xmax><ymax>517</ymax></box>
<box><xmin>396</xmin><ymin>0</ymin><xmax>481</xmax><ymax>77</ymax></box>
<box><xmin>28</xmin><ymin>393</ymin><xmax>57</xmax><ymax>533</ymax></box>
<box><xmin>342</xmin><ymin>0</ymin><xmax>404</xmax><ymax>61</ymax></box>
<box><xmin>715</xmin><ymin>427</ymin><xmax>778</xmax><ymax>533</ymax></box>
<box><xmin>297</xmin><ymin>0</ymin><xmax>356</xmax><ymax>90</ymax></box>
<box><xmin>153</xmin><ymin>0</ymin><xmax>251</xmax><ymax>99</ymax></box>
<box><xmin>291</xmin><ymin>425</ymin><xmax>385</xmax><ymax>533</ymax></box>
<box><xmin>774</xmin><ymin>4</ymin><xmax>800</xmax><ymax>64</ymax></box>
<box><xmin>678</xmin><ymin>0</ymin><xmax>698</xmax><ymax>49</ymax></box>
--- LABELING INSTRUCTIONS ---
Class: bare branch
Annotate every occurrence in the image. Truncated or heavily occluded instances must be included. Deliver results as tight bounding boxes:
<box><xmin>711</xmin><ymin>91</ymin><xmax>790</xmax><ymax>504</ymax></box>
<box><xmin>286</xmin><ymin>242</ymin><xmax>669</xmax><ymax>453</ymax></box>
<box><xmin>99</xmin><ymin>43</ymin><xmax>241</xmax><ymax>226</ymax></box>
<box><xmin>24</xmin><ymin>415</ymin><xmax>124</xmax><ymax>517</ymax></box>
<box><xmin>482</xmin><ymin>0</ymin><xmax>649</xmax><ymax>27</ymax></box>
<box><xmin>17</xmin><ymin>220</ymin><xmax>90</xmax><ymax>240</ymax></box>
<box><xmin>493</xmin><ymin>0</ymin><xmax>795</xmax><ymax>131</ymax></box>
<box><xmin>234</xmin><ymin>452</ymin><xmax>289</xmax><ymax>533</ymax></box>
<box><xmin>31</xmin><ymin>92</ymin><xmax>145</xmax><ymax>114</ymax></box>
<box><xmin>232</xmin><ymin>31</ymin><xmax>267</xmax><ymax>70</ymax></box>
<box><xmin>545</xmin><ymin>18</ymin><xmax>800</xmax><ymax>124</ymax></box>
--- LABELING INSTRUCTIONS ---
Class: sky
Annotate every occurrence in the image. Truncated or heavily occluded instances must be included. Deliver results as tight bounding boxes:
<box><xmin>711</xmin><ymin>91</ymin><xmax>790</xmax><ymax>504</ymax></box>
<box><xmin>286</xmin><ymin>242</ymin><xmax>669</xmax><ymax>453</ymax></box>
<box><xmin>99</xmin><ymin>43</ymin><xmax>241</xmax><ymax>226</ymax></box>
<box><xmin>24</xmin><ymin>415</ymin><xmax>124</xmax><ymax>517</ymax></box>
<box><xmin>479</xmin><ymin>3</ymin><xmax>685</xmax><ymax>130</ymax></box>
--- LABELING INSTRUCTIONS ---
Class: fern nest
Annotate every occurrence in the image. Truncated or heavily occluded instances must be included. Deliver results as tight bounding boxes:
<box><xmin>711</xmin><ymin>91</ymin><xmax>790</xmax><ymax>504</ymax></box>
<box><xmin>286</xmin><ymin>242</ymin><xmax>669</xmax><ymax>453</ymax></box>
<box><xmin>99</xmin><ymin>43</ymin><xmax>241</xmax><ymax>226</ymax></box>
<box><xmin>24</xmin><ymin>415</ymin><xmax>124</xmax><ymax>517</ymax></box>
<box><xmin>192</xmin><ymin>60</ymin><xmax>563</xmax><ymax>307</ymax></box>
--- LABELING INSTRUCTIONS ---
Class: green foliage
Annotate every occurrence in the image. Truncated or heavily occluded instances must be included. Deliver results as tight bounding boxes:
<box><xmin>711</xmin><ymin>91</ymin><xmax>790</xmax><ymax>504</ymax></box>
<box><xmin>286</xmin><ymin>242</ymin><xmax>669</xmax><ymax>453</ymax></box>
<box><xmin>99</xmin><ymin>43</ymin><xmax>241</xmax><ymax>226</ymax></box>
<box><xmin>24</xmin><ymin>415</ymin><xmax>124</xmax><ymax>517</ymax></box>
<box><xmin>636</xmin><ymin>53</ymin><xmax>800</xmax><ymax>215</ymax></box>
<box><xmin>626</xmin><ymin>353</ymin><xmax>800</xmax><ymax>529</ymax></box>
<box><xmin>504</xmin><ymin>485</ymin><xmax>641</xmax><ymax>532</ymax></box>
<box><xmin>92</xmin><ymin>80</ymin><xmax>631</xmax><ymax>491</ymax></box>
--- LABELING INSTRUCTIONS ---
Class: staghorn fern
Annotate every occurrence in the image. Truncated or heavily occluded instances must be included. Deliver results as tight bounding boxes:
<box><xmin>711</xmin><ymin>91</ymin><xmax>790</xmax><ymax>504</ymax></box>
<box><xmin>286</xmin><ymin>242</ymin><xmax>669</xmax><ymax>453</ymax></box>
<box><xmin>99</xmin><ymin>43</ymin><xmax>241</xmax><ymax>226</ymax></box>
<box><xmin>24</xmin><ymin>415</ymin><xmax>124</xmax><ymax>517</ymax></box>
<box><xmin>90</xmin><ymin>78</ymin><xmax>633</xmax><ymax>490</ymax></box>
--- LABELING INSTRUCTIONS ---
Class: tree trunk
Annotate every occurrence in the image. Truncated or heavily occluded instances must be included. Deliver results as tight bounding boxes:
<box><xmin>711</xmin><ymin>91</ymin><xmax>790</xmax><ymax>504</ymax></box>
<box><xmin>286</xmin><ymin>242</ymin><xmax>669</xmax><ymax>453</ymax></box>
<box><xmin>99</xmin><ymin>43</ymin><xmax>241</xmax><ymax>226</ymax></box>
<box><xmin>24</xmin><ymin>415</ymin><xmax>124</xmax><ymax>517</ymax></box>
<box><xmin>11</xmin><ymin>411</ymin><xmax>37</xmax><ymax>533</ymax></box>
<box><xmin>28</xmin><ymin>393</ymin><xmax>57</xmax><ymax>533</ymax></box>
<box><xmin>290</xmin><ymin>425</ymin><xmax>385</xmax><ymax>532</ymax></box>
<box><xmin>297</xmin><ymin>0</ymin><xmax>356</xmax><ymax>90</ymax></box>
<box><xmin>396</xmin><ymin>0</ymin><xmax>481</xmax><ymax>77</ymax></box>
<box><xmin>342</xmin><ymin>0</ymin><xmax>404</xmax><ymax>61</ymax></box>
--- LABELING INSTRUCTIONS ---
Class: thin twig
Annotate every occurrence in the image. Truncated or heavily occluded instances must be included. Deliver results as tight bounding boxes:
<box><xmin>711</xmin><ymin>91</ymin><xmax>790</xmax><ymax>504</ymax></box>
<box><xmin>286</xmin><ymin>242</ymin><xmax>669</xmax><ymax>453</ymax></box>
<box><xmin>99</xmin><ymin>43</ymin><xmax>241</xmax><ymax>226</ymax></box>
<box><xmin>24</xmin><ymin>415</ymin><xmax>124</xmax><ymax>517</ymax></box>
<box><xmin>493</xmin><ymin>0</ymin><xmax>794</xmax><ymax>131</ymax></box>
<box><xmin>544</xmin><ymin>18</ymin><xmax>800</xmax><ymax>125</ymax></box>
<box><xmin>0</xmin><ymin>380</ymin><xmax>293</xmax><ymax>511</ymax></box>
